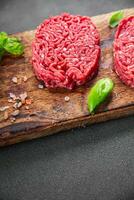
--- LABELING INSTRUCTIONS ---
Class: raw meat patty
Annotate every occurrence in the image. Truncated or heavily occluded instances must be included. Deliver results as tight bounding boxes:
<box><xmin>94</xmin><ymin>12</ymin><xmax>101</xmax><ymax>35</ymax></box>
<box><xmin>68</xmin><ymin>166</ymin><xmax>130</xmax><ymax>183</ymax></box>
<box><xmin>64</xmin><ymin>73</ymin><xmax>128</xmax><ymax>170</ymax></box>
<box><xmin>114</xmin><ymin>16</ymin><xmax>134</xmax><ymax>88</ymax></box>
<box><xmin>32</xmin><ymin>13</ymin><xmax>100</xmax><ymax>89</ymax></box>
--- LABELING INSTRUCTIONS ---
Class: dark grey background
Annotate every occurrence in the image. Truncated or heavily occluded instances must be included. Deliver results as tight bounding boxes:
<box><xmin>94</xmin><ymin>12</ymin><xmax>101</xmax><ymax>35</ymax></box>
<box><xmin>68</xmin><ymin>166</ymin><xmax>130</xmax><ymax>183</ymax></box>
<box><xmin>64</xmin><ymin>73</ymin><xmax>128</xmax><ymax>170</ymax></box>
<box><xmin>0</xmin><ymin>0</ymin><xmax>134</xmax><ymax>200</ymax></box>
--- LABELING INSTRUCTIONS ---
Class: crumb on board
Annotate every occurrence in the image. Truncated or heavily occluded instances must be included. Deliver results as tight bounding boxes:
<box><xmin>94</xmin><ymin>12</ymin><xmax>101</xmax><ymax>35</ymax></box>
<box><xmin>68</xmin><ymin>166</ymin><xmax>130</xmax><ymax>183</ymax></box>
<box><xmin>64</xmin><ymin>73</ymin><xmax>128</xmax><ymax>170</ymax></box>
<box><xmin>64</xmin><ymin>96</ymin><xmax>70</xmax><ymax>102</ymax></box>
<box><xmin>17</xmin><ymin>101</ymin><xmax>22</xmax><ymax>108</ymax></box>
<box><xmin>9</xmin><ymin>93</ymin><xmax>17</xmax><ymax>100</ymax></box>
<box><xmin>25</xmin><ymin>106</ymin><xmax>30</xmax><ymax>110</ymax></box>
<box><xmin>0</xmin><ymin>62</ymin><xmax>35</xmax><ymax>123</ymax></box>
<box><xmin>11</xmin><ymin>110</ymin><xmax>20</xmax><ymax>117</ymax></box>
<box><xmin>13</xmin><ymin>101</ymin><xmax>22</xmax><ymax>109</ymax></box>
<box><xmin>20</xmin><ymin>92</ymin><xmax>28</xmax><ymax>104</ymax></box>
<box><xmin>8</xmin><ymin>98</ymin><xmax>13</xmax><ymax>103</ymax></box>
<box><xmin>5</xmin><ymin>90</ymin><xmax>32</xmax><ymax>122</ymax></box>
<box><xmin>12</xmin><ymin>77</ymin><xmax>18</xmax><ymax>84</ymax></box>
<box><xmin>23</xmin><ymin>76</ymin><xmax>28</xmax><ymax>82</ymax></box>
<box><xmin>10</xmin><ymin>117</ymin><xmax>16</xmax><ymax>123</ymax></box>
<box><xmin>26</xmin><ymin>98</ymin><xmax>33</xmax><ymax>105</ymax></box>
<box><xmin>20</xmin><ymin>92</ymin><xmax>28</xmax><ymax>101</ymax></box>
<box><xmin>38</xmin><ymin>84</ymin><xmax>44</xmax><ymax>89</ymax></box>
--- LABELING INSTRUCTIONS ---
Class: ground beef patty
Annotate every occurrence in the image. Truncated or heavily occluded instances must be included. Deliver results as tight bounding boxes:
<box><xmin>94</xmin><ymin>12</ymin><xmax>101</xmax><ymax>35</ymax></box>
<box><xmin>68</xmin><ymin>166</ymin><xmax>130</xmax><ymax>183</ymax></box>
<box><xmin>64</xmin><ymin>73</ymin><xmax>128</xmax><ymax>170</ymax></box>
<box><xmin>114</xmin><ymin>16</ymin><xmax>134</xmax><ymax>88</ymax></box>
<box><xmin>32</xmin><ymin>13</ymin><xmax>100</xmax><ymax>89</ymax></box>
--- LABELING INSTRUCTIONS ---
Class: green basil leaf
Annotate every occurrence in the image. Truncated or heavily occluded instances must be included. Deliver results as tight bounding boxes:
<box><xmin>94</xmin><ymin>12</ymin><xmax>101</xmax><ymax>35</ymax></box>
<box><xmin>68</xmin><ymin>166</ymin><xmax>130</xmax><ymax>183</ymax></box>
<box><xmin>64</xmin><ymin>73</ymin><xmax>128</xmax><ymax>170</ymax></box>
<box><xmin>4</xmin><ymin>37</ymin><xmax>24</xmax><ymax>56</ymax></box>
<box><xmin>0</xmin><ymin>32</ymin><xmax>8</xmax><ymax>37</ymax></box>
<box><xmin>87</xmin><ymin>78</ymin><xmax>114</xmax><ymax>113</ymax></box>
<box><xmin>0</xmin><ymin>32</ymin><xmax>8</xmax><ymax>47</ymax></box>
<box><xmin>109</xmin><ymin>11</ymin><xmax>124</xmax><ymax>28</ymax></box>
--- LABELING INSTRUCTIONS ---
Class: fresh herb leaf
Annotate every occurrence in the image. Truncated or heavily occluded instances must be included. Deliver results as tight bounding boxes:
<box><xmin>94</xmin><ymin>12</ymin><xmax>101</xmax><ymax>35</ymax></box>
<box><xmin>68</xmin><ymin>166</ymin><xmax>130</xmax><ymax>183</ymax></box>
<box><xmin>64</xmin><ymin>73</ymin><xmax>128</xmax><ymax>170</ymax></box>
<box><xmin>0</xmin><ymin>32</ymin><xmax>24</xmax><ymax>61</ymax></box>
<box><xmin>109</xmin><ymin>11</ymin><xmax>124</xmax><ymax>28</ymax></box>
<box><xmin>87</xmin><ymin>78</ymin><xmax>114</xmax><ymax>113</ymax></box>
<box><xmin>0</xmin><ymin>32</ymin><xmax>8</xmax><ymax>37</ymax></box>
<box><xmin>4</xmin><ymin>37</ymin><xmax>24</xmax><ymax>56</ymax></box>
<box><xmin>0</xmin><ymin>32</ymin><xmax>8</xmax><ymax>47</ymax></box>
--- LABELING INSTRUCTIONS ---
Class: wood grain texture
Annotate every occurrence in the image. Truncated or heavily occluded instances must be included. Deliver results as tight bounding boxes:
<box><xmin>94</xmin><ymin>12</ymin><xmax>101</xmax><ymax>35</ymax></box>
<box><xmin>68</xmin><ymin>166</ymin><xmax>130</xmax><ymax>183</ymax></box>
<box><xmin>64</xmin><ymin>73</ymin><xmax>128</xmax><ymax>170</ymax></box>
<box><xmin>0</xmin><ymin>8</ymin><xmax>134</xmax><ymax>146</ymax></box>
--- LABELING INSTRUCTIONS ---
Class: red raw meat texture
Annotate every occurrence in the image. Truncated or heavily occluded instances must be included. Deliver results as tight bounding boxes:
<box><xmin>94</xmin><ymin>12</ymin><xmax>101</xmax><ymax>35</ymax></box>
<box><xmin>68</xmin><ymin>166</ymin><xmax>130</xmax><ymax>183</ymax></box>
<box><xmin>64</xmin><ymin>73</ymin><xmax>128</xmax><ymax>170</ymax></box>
<box><xmin>114</xmin><ymin>16</ymin><xmax>134</xmax><ymax>88</ymax></box>
<box><xmin>32</xmin><ymin>13</ymin><xmax>100</xmax><ymax>89</ymax></box>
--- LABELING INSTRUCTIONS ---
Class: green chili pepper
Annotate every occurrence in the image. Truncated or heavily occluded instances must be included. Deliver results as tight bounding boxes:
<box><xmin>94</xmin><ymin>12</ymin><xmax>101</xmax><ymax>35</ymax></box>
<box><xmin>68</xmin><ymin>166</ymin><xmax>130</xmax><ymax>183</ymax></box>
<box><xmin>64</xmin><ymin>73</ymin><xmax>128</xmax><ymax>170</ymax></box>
<box><xmin>87</xmin><ymin>78</ymin><xmax>114</xmax><ymax>113</ymax></box>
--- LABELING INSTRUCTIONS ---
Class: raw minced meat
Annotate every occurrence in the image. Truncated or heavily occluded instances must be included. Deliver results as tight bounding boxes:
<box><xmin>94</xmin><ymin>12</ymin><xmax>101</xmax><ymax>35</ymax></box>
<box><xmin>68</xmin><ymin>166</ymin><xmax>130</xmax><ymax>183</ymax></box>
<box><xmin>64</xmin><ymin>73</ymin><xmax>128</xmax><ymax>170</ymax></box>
<box><xmin>32</xmin><ymin>13</ymin><xmax>100</xmax><ymax>89</ymax></box>
<box><xmin>114</xmin><ymin>16</ymin><xmax>134</xmax><ymax>88</ymax></box>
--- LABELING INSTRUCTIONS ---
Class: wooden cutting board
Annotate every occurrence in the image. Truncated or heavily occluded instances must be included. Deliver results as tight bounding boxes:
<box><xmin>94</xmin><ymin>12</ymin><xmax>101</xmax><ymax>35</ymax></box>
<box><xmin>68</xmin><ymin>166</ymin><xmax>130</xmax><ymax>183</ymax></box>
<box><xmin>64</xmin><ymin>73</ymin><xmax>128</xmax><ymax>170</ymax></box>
<box><xmin>0</xmin><ymin>8</ymin><xmax>134</xmax><ymax>147</ymax></box>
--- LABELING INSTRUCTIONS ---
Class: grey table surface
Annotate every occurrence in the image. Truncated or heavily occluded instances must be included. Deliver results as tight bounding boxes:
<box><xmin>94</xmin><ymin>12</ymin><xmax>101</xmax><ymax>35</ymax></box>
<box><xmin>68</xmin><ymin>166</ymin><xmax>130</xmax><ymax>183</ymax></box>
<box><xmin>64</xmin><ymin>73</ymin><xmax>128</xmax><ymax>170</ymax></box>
<box><xmin>0</xmin><ymin>0</ymin><xmax>134</xmax><ymax>200</ymax></box>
